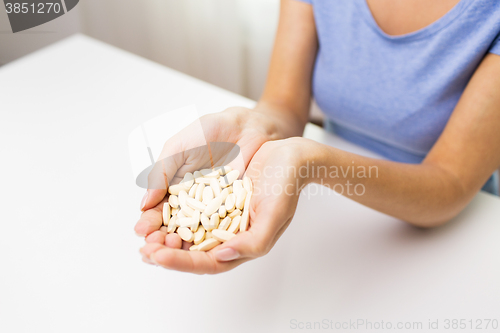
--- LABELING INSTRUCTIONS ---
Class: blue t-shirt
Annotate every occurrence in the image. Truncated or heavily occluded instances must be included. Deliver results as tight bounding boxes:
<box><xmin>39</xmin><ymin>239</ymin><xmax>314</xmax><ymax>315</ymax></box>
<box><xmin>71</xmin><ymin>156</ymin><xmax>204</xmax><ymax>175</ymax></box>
<box><xmin>298</xmin><ymin>0</ymin><xmax>500</xmax><ymax>163</ymax></box>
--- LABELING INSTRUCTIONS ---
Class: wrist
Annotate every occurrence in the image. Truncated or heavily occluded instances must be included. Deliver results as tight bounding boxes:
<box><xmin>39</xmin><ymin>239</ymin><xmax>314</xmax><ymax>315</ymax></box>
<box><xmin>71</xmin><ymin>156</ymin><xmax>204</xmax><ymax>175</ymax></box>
<box><xmin>222</xmin><ymin>106</ymin><xmax>281</xmax><ymax>142</ymax></box>
<box><xmin>253</xmin><ymin>102</ymin><xmax>306</xmax><ymax>139</ymax></box>
<box><xmin>302</xmin><ymin>138</ymin><xmax>327</xmax><ymax>187</ymax></box>
<box><xmin>283</xmin><ymin>137</ymin><xmax>325</xmax><ymax>188</ymax></box>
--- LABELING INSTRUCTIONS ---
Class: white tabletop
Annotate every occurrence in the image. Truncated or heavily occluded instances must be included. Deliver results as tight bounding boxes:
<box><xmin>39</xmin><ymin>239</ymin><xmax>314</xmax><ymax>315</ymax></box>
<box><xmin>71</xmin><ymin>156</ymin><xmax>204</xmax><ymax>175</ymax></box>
<box><xmin>1</xmin><ymin>35</ymin><xmax>499</xmax><ymax>333</ymax></box>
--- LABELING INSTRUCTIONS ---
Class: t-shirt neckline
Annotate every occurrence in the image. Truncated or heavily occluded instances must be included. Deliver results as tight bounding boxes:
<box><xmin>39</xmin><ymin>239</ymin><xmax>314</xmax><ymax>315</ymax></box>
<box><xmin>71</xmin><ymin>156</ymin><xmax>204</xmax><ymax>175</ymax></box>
<box><xmin>356</xmin><ymin>0</ymin><xmax>473</xmax><ymax>42</ymax></box>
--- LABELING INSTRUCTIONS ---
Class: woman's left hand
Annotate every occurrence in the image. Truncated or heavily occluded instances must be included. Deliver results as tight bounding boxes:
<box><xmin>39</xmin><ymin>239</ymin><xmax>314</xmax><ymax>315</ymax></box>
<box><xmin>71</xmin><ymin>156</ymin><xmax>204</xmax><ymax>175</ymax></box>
<box><xmin>140</xmin><ymin>137</ymin><xmax>319</xmax><ymax>274</ymax></box>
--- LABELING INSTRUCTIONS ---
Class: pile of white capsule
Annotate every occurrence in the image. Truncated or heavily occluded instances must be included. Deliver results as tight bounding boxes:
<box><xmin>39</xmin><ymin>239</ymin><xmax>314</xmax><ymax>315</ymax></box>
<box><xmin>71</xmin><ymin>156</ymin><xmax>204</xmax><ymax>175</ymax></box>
<box><xmin>160</xmin><ymin>166</ymin><xmax>252</xmax><ymax>252</ymax></box>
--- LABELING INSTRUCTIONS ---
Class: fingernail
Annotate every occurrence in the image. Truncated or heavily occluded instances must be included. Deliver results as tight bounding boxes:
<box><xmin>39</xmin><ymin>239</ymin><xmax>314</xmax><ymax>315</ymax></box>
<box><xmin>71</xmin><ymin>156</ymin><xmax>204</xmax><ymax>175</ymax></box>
<box><xmin>142</xmin><ymin>255</ymin><xmax>154</xmax><ymax>265</ymax></box>
<box><xmin>150</xmin><ymin>252</ymin><xmax>158</xmax><ymax>265</ymax></box>
<box><xmin>140</xmin><ymin>191</ymin><xmax>149</xmax><ymax>211</ymax></box>
<box><xmin>215</xmin><ymin>248</ymin><xmax>240</xmax><ymax>261</ymax></box>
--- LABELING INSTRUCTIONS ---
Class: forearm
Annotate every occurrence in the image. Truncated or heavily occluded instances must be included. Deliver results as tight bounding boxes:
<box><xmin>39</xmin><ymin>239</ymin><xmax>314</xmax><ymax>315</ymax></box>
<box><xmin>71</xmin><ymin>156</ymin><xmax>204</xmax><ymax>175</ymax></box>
<box><xmin>296</xmin><ymin>55</ymin><xmax>500</xmax><ymax>226</ymax></box>
<box><xmin>250</xmin><ymin>0</ymin><xmax>317</xmax><ymax>140</ymax></box>
<box><xmin>305</xmin><ymin>141</ymin><xmax>475</xmax><ymax>227</ymax></box>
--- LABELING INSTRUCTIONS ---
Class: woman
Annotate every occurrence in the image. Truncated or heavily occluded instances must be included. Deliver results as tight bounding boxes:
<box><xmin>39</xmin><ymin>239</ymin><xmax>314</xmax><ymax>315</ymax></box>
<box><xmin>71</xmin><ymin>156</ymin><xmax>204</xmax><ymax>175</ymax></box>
<box><xmin>135</xmin><ymin>0</ymin><xmax>500</xmax><ymax>274</ymax></box>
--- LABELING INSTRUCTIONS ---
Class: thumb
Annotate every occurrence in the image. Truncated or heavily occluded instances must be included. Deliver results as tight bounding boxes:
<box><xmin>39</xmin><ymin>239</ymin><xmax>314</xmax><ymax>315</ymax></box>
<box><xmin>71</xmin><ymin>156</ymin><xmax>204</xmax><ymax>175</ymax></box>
<box><xmin>213</xmin><ymin>219</ymin><xmax>276</xmax><ymax>262</ymax></box>
<box><xmin>141</xmin><ymin>152</ymin><xmax>183</xmax><ymax>211</ymax></box>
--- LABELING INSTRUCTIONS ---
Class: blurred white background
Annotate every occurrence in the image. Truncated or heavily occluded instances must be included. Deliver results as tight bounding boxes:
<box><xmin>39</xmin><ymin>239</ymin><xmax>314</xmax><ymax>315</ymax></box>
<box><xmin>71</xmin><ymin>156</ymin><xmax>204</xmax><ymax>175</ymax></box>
<box><xmin>0</xmin><ymin>0</ymin><xmax>278</xmax><ymax>100</ymax></box>
<box><xmin>0</xmin><ymin>0</ymin><xmax>323</xmax><ymax>120</ymax></box>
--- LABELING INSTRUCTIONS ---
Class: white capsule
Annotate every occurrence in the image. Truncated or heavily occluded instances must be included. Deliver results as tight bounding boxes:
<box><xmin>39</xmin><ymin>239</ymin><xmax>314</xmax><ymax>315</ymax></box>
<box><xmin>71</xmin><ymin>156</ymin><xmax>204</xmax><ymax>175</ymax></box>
<box><xmin>218</xmin><ymin>216</ymin><xmax>231</xmax><ymax>231</ymax></box>
<box><xmin>228</xmin><ymin>209</ymin><xmax>241</xmax><ymax>218</ymax></box>
<box><xmin>162</xmin><ymin>202</ymin><xmax>170</xmax><ymax>226</ymax></box>
<box><xmin>197</xmin><ymin>238</ymin><xmax>220</xmax><ymax>251</ymax></box>
<box><xmin>219</xmin><ymin>169</ymin><xmax>240</xmax><ymax>187</ymax></box>
<box><xmin>179</xmin><ymin>190</ymin><xmax>194</xmax><ymax>213</ymax></box>
<box><xmin>178</xmin><ymin>190</ymin><xmax>188</xmax><ymax>207</ymax></box>
<box><xmin>195</xmin><ymin>177</ymin><xmax>212</xmax><ymax>185</ymax></box>
<box><xmin>195</xmin><ymin>183</ymin><xmax>205</xmax><ymax>201</ymax></box>
<box><xmin>200</xmin><ymin>214</ymin><xmax>210</xmax><ymax>230</ymax></box>
<box><xmin>204</xmin><ymin>170</ymin><xmax>220</xmax><ymax>178</ymax></box>
<box><xmin>218</xmin><ymin>205</ymin><xmax>226</xmax><ymax>218</ymax></box>
<box><xmin>176</xmin><ymin>210</ymin><xmax>187</xmax><ymax>219</ymax></box>
<box><xmin>200</xmin><ymin>168</ymin><xmax>212</xmax><ymax>175</ymax></box>
<box><xmin>236</xmin><ymin>188</ymin><xmax>247</xmax><ymax>210</ymax></box>
<box><xmin>179</xmin><ymin>206</ymin><xmax>194</xmax><ymax>217</ymax></box>
<box><xmin>181</xmin><ymin>172</ymin><xmax>194</xmax><ymax>188</ymax></box>
<box><xmin>210</xmin><ymin>177</ymin><xmax>221</xmax><ymax>197</ymax></box>
<box><xmin>215</xmin><ymin>165</ymin><xmax>232</xmax><ymax>176</ymax></box>
<box><xmin>194</xmin><ymin>225</ymin><xmax>206</xmax><ymax>245</ymax></box>
<box><xmin>167</xmin><ymin>216</ymin><xmax>178</xmax><ymax>233</ymax></box>
<box><xmin>243</xmin><ymin>190</ymin><xmax>252</xmax><ymax>212</ymax></box>
<box><xmin>209</xmin><ymin>213</ymin><xmax>220</xmax><ymax>231</ymax></box>
<box><xmin>187</xmin><ymin>197</ymin><xmax>207</xmax><ymax>211</ymax></box>
<box><xmin>168</xmin><ymin>184</ymin><xmax>185</xmax><ymax>195</ymax></box>
<box><xmin>188</xmin><ymin>183</ymin><xmax>198</xmax><ymax>198</ymax></box>
<box><xmin>189</xmin><ymin>244</ymin><xmax>198</xmax><ymax>251</ymax></box>
<box><xmin>204</xmin><ymin>195</ymin><xmax>223</xmax><ymax>216</ymax></box>
<box><xmin>240</xmin><ymin>210</ymin><xmax>249</xmax><ymax>232</ymax></box>
<box><xmin>205</xmin><ymin>230</ymin><xmax>213</xmax><ymax>239</ymax></box>
<box><xmin>220</xmin><ymin>188</ymin><xmax>231</xmax><ymax>203</ymax></box>
<box><xmin>240</xmin><ymin>190</ymin><xmax>252</xmax><ymax>232</ymax></box>
<box><xmin>190</xmin><ymin>210</ymin><xmax>201</xmax><ymax>232</ymax></box>
<box><xmin>213</xmin><ymin>166</ymin><xmax>224</xmax><ymax>175</ymax></box>
<box><xmin>225</xmin><ymin>193</ymin><xmax>236</xmax><ymax>212</ymax></box>
<box><xmin>243</xmin><ymin>176</ymin><xmax>253</xmax><ymax>192</ymax></box>
<box><xmin>227</xmin><ymin>215</ymin><xmax>241</xmax><ymax>234</ymax></box>
<box><xmin>168</xmin><ymin>195</ymin><xmax>179</xmax><ymax>208</ymax></box>
<box><xmin>167</xmin><ymin>224</ymin><xmax>177</xmax><ymax>234</ymax></box>
<box><xmin>212</xmin><ymin>229</ymin><xmax>236</xmax><ymax>242</ymax></box>
<box><xmin>233</xmin><ymin>180</ymin><xmax>243</xmax><ymax>197</ymax></box>
<box><xmin>169</xmin><ymin>215</ymin><xmax>179</xmax><ymax>228</ymax></box>
<box><xmin>178</xmin><ymin>217</ymin><xmax>194</xmax><ymax>228</ymax></box>
<box><xmin>202</xmin><ymin>186</ymin><xmax>214</xmax><ymax>205</ymax></box>
<box><xmin>200</xmin><ymin>169</ymin><xmax>217</xmax><ymax>177</ymax></box>
<box><xmin>177</xmin><ymin>227</ymin><xmax>194</xmax><ymax>242</ymax></box>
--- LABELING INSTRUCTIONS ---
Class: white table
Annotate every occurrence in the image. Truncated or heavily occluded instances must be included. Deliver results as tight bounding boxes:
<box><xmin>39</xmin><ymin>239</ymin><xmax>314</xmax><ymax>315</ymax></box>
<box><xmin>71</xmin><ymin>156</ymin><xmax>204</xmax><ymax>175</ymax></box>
<box><xmin>1</xmin><ymin>35</ymin><xmax>499</xmax><ymax>333</ymax></box>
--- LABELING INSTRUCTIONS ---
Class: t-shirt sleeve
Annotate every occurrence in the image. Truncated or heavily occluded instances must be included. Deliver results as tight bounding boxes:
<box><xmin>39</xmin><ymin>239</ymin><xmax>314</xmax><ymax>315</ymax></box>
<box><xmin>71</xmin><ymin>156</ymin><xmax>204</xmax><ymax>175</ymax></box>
<box><xmin>489</xmin><ymin>32</ymin><xmax>500</xmax><ymax>56</ymax></box>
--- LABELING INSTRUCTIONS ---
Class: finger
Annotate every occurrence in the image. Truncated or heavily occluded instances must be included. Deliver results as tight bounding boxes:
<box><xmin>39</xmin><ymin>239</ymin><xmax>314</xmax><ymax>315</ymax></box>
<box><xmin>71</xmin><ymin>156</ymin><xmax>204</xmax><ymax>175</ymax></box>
<box><xmin>142</xmin><ymin>147</ymin><xmax>185</xmax><ymax>212</ymax></box>
<box><xmin>182</xmin><ymin>241</ymin><xmax>193</xmax><ymax>251</ymax></box>
<box><xmin>145</xmin><ymin>230</ymin><xmax>166</xmax><ymax>244</ymax></box>
<box><xmin>165</xmin><ymin>233</ymin><xmax>182</xmax><ymax>249</ymax></box>
<box><xmin>142</xmin><ymin>256</ymin><xmax>154</xmax><ymax>265</ymax></box>
<box><xmin>140</xmin><ymin>242</ymin><xmax>166</xmax><ymax>257</ymax></box>
<box><xmin>149</xmin><ymin>247</ymin><xmax>248</xmax><ymax>274</ymax></box>
<box><xmin>134</xmin><ymin>200</ymin><xmax>166</xmax><ymax>237</ymax></box>
<box><xmin>213</xmin><ymin>215</ymin><xmax>277</xmax><ymax>262</ymax></box>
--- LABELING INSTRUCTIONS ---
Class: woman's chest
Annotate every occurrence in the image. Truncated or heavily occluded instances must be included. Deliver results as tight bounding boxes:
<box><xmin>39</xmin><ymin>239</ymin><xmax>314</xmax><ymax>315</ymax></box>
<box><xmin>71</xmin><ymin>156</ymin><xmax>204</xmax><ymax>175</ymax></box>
<box><xmin>365</xmin><ymin>0</ymin><xmax>461</xmax><ymax>36</ymax></box>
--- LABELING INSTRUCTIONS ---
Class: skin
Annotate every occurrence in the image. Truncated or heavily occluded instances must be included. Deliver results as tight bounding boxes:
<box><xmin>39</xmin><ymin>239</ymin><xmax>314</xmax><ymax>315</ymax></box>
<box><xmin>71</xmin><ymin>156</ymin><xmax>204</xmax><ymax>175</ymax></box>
<box><xmin>366</xmin><ymin>0</ymin><xmax>461</xmax><ymax>36</ymax></box>
<box><xmin>135</xmin><ymin>0</ymin><xmax>500</xmax><ymax>273</ymax></box>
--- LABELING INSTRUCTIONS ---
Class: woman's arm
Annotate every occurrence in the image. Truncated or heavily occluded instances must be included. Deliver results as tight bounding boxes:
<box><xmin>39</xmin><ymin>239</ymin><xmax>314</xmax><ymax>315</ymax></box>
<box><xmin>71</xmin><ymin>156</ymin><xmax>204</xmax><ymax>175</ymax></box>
<box><xmin>253</xmin><ymin>0</ymin><xmax>318</xmax><ymax>139</ymax></box>
<box><xmin>250</xmin><ymin>1</ymin><xmax>500</xmax><ymax>228</ymax></box>
<box><xmin>304</xmin><ymin>53</ymin><xmax>500</xmax><ymax>227</ymax></box>
<box><xmin>138</xmin><ymin>2</ymin><xmax>500</xmax><ymax>273</ymax></box>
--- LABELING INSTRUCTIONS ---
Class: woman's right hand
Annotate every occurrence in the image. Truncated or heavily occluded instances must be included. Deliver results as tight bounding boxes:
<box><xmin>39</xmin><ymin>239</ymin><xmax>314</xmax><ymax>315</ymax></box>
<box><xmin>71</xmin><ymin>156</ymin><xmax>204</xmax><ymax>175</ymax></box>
<box><xmin>134</xmin><ymin>106</ymin><xmax>282</xmax><ymax>237</ymax></box>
